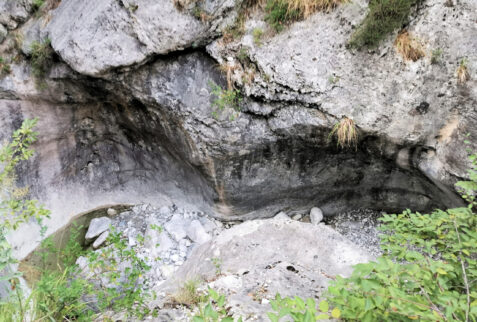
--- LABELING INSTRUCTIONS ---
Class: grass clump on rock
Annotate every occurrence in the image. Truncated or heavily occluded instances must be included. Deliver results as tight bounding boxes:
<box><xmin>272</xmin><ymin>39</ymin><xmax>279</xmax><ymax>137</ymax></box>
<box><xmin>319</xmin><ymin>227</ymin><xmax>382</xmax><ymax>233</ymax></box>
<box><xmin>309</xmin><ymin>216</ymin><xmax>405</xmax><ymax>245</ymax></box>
<box><xmin>349</xmin><ymin>0</ymin><xmax>424</xmax><ymax>49</ymax></box>
<box><xmin>265</xmin><ymin>0</ymin><xmax>348</xmax><ymax>32</ymax></box>
<box><xmin>329</xmin><ymin>117</ymin><xmax>358</xmax><ymax>149</ymax></box>
<box><xmin>30</xmin><ymin>38</ymin><xmax>53</xmax><ymax>79</ymax></box>
<box><xmin>457</xmin><ymin>58</ymin><xmax>471</xmax><ymax>84</ymax></box>
<box><xmin>394</xmin><ymin>30</ymin><xmax>424</xmax><ymax>61</ymax></box>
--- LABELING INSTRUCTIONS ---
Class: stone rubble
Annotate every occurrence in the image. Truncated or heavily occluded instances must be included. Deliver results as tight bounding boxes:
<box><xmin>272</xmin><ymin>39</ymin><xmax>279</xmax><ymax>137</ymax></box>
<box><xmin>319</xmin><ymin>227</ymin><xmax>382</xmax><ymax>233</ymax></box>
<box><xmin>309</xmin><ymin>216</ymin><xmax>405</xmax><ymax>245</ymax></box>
<box><xmin>81</xmin><ymin>203</ymin><xmax>377</xmax><ymax>320</ymax></box>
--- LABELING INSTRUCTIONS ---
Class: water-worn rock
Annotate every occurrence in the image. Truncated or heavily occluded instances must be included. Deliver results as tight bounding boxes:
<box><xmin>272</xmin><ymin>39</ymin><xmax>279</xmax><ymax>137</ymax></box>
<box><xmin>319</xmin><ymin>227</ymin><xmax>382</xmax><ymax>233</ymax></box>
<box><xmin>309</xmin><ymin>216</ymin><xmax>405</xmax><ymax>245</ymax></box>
<box><xmin>85</xmin><ymin>217</ymin><xmax>111</xmax><ymax>240</ymax></box>
<box><xmin>310</xmin><ymin>207</ymin><xmax>324</xmax><ymax>225</ymax></box>
<box><xmin>46</xmin><ymin>0</ymin><xmax>240</xmax><ymax>76</ymax></box>
<box><xmin>186</xmin><ymin>220</ymin><xmax>211</xmax><ymax>244</ymax></box>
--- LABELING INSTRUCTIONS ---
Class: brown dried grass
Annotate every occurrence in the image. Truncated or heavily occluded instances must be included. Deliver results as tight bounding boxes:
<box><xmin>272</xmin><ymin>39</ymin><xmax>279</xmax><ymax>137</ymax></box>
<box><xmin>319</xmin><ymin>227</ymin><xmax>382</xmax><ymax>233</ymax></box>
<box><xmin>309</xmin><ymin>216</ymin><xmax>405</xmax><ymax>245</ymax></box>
<box><xmin>394</xmin><ymin>31</ymin><xmax>425</xmax><ymax>62</ymax></box>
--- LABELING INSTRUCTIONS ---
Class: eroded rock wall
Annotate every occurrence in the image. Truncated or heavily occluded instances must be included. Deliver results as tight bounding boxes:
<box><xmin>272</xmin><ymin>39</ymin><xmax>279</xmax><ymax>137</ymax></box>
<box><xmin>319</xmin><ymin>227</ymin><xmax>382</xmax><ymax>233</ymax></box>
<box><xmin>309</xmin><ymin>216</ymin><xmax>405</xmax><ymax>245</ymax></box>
<box><xmin>0</xmin><ymin>0</ymin><xmax>475</xmax><ymax>257</ymax></box>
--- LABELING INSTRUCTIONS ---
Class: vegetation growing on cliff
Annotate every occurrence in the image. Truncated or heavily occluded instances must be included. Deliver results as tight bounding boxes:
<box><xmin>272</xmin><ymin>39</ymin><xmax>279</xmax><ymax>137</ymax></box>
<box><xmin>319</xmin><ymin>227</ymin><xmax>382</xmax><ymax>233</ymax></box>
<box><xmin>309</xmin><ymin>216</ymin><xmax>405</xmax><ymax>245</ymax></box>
<box><xmin>327</xmin><ymin>151</ymin><xmax>477</xmax><ymax>321</ymax></box>
<box><xmin>265</xmin><ymin>0</ymin><xmax>347</xmax><ymax>31</ymax></box>
<box><xmin>349</xmin><ymin>0</ymin><xmax>424</xmax><ymax>49</ymax></box>
<box><xmin>209</xmin><ymin>81</ymin><xmax>242</xmax><ymax>120</ymax></box>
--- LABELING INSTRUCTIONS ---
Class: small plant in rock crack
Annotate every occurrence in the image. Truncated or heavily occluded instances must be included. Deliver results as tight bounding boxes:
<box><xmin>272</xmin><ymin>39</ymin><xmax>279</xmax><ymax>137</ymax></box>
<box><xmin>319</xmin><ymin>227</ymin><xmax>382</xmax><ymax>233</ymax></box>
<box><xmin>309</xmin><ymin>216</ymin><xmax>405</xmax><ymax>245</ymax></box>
<box><xmin>211</xmin><ymin>257</ymin><xmax>222</xmax><ymax>275</ymax></box>
<box><xmin>0</xmin><ymin>57</ymin><xmax>11</xmax><ymax>76</ymax></box>
<box><xmin>328</xmin><ymin>74</ymin><xmax>340</xmax><ymax>84</ymax></box>
<box><xmin>252</xmin><ymin>28</ymin><xmax>264</xmax><ymax>47</ymax></box>
<box><xmin>85</xmin><ymin>226</ymin><xmax>156</xmax><ymax>318</ymax></box>
<box><xmin>209</xmin><ymin>81</ymin><xmax>242</xmax><ymax>120</ymax></box>
<box><xmin>32</xmin><ymin>0</ymin><xmax>45</xmax><ymax>12</ymax></box>
<box><xmin>431</xmin><ymin>48</ymin><xmax>443</xmax><ymax>65</ymax></box>
<box><xmin>30</xmin><ymin>38</ymin><xmax>53</xmax><ymax>82</ymax></box>
<box><xmin>457</xmin><ymin>58</ymin><xmax>471</xmax><ymax>84</ymax></box>
<box><xmin>268</xmin><ymin>293</ymin><xmax>341</xmax><ymax>321</ymax></box>
<box><xmin>192</xmin><ymin>288</ymin><xmax>240</xmax><ymax>322</ymax></box>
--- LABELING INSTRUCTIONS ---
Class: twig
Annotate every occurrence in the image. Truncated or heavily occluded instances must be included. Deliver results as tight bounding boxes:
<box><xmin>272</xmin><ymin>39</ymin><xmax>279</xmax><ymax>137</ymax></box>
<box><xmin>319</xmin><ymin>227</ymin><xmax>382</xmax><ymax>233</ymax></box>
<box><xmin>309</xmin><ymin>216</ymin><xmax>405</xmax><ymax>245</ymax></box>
<box><xmin>453</xmin><ymin>220</ymin><xmax>470</xmax><ymax>322</ymax></box>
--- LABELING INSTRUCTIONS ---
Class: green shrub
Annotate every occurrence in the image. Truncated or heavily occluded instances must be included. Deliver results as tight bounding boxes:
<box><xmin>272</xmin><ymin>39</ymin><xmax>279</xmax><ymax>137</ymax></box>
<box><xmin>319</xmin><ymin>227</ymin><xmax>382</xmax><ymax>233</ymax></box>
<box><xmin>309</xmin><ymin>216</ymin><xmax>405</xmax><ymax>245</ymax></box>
<box><xmin>32</xmin><ymin>0</ymin><xmax>45</xmax><ymax>12</ymax></box>
<box><xmin>327</xmin><ymin>151</ymin><xmax>477</xmax><ymax>321</ymax></box>
<box><xmin>192</xmin><ymin>288</ymin><xmax>239</xmax><ymax>322</ymax></box>
<box><xmin>349</xmin><ymin>0</ymin><xmax>423</xmax><ymax>49</ymax></box>
<box><xmin>0</xmin><ymin>57</ymin><xmax>11</xmax><ymax>76</ymax></box>
<box><xmin>209</xmin><ymin>81</ymin><xmax>242</xmax><ymax>120</ymax></box>
<box><xmin>268</xmin><ymin>294</ymin><xmax>341</xmax><ymax>321</ymax></box>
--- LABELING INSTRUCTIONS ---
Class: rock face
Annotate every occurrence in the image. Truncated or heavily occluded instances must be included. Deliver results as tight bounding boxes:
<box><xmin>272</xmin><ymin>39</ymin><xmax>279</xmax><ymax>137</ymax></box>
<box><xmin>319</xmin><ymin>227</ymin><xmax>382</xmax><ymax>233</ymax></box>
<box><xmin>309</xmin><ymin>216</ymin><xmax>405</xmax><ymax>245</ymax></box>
<box><xmin>159</xmin><ymin>218</ymin><xmax>373</xmax><ymax>318</ymax></box>
<box><xmin>0</xmin><ymin>0</ymin><xmax>476</xmax><ymax>259</ymax></box>
<box><xmin>46</xmin><ymin>0</ymin><xmax>240</xmax><ymax>76</ymax></box>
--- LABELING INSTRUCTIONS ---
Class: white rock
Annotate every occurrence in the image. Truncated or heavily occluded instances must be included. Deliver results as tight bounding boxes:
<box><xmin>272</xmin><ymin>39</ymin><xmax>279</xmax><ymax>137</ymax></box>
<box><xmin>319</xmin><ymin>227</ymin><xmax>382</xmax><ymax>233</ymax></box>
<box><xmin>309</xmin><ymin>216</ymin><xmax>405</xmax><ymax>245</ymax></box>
<box><xmin>292</xmin><ymin>214</ymin><xmax>302</xmax><ymax>221</ymax></box>
<box><xmin>310</xmin><ymin>207</ymin><xmax>324</xmax><ymax>225</ymax></box>
<box><xmin>85</xmin><ymin>217</ymin><xmax>111</xmax><ymax>240</ymax></box>
<box><xmin>212</xmin><ymin>275</ymin><xmax>242</xmax><ymax>291</ymax></box>
<box><xmin>273</xmin><ymin>212</ymin><xmax>289</xmax><ymax>220</ymax></box>
<box><xmin>93</xmin><ymin>230</ymin><xmax>109</xmax><ymax>249</ymax></box>
<box><xmin>186</xmin><ymin>220</ymin><xmax>211</xmax><ymax>244</ymax></box>
<box><xmin>160</xmin><ymin>265</ymin><xmax>175</xmax><ymax>279</ymax></box>
<box><xmin>164</xmin><ymin>214</ymin><xmax>188</xmax><ymax>241</ymax></box>
<box><xmin>171</xmin><ymin>254</ymin><xmax>180</xmax><ymax>262</ymax></box>
<box><xmin>106</xmin><ymin>208</ymin><xmax>117</xmax><ymax>216</ymax></box>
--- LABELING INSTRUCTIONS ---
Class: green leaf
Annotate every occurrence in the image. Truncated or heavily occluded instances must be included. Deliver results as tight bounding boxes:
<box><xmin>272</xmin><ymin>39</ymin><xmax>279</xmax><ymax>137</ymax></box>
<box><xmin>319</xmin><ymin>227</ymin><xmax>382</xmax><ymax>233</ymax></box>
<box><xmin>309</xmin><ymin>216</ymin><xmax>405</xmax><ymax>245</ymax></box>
<box><xmin>319</xmin><ymin>300</ymin><xmax>329</xmax><ymax>312</ymax></box>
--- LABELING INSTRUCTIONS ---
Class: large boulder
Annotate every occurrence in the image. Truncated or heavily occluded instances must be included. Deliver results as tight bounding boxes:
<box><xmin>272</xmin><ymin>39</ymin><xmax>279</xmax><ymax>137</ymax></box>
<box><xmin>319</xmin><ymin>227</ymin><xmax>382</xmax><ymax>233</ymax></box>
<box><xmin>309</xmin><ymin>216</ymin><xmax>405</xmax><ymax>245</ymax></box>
<box><xmin>158</xmin><ymin>219</ymin><xmax>373</xmax><ymax>318</ymax></box>
<box><xmin>46</xmin><ymin>0</ymin><xmax>240</xmax><ymax>76</ymax></box>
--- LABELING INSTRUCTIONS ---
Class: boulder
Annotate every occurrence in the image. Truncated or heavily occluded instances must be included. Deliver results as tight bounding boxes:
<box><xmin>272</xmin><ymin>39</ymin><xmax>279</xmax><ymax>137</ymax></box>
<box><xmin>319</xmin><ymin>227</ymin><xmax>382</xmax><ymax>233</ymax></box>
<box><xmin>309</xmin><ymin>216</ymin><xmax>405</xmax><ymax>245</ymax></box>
<box><xmin>159</xmin><ymin>219</ymin><xmax>373</xmax><ymax>318</ymax></box>
<box><xmin>186</xmin><ymin>220</ymin><xmax>211</xmax><ymax>244</ymax></box>
<box><xmin>85</xmin><ymin>217</ymin><xmax>111</xmax><ymax>240</ymax></box>
<box><xmin>164</xmin><ymin>214</ymin><xmax>188</xmax><ymax>241</ymax></box>
<box><xmin>45</xmin><ymin>0</ymin><xmax>240</xmax><ymax>76</ymax></box>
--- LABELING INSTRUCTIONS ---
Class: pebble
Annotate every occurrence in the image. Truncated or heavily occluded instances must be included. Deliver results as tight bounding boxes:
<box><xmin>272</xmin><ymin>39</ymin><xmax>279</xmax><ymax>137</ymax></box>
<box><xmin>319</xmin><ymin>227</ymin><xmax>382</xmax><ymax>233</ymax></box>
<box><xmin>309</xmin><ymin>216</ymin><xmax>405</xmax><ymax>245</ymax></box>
<box><xmin>274</xmin><ymin>212</ymin><xmax>289</xmax><ymax>220</ymax></box>
<box><xmin>186</xmin><ymin>220</ymin><xmax>211</xmax><ymax>244</ymax></box>
<box><xmin>107</xmin><ymin>208</ymin><xmax>117</xmax><ymax>216</ymax></box>
<box><xmin>310</xmin><ymin>207</ymin><xmax>323</xmax><ymax>225</ymax></box>
<box><xmin>292</xmin><ymin>214</ymin><xmax>302</xmax><ymax>221</ymax></box>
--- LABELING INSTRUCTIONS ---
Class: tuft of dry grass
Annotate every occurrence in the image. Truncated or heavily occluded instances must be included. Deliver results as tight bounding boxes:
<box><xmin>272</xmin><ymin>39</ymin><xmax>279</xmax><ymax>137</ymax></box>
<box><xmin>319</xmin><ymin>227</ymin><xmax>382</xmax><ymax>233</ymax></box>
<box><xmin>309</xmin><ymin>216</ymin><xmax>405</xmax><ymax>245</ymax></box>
<box><xmin>172</xmin><ymin>279</ymin><xmax>206</xmax><ymax>307</ymax></box>
<box><xmin>457</xmin><ymin>59</ymin><xmax>470</xmax><ymax>84</ymax></box>
<box><xmin>329</xmin><ymin>117</ymin><xmax>358</xmax><ymax>149</ymax></box>
<box><xmin>287</xmin><ymin>0</ymin><xmax>347</xmax><ymax>18</ymax></box>
<box><xmin>394</xmin><ymin>31</ymin><xmax>425</xmax><ymax>62</ymax></box>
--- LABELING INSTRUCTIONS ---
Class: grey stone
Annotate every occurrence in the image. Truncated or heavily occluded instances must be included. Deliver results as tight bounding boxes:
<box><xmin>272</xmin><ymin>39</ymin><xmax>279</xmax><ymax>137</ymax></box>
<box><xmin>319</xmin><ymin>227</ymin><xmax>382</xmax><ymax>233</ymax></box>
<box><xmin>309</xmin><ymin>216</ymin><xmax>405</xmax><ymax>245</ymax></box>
<box><xmin>92</xmin><ymin>230</ymin><xmax>109</xmax><ymax>249</ymax></box>
<box><xmin>164</xmin><ymin>214</ymin><xmax>188</xmax><ymax>241</ymax></box>
<box><xmin>45</xmin><ymin>0</ymin><xmax>240</xmax><ymax>76</ymax></box>
<box><xmin>310</xmin><ymin>207</ymin><xmax>323</xmax><ymax>225</ymax></box>
<box><xmin>198</xmin><ymin>216</ymin><xmax>217</xmax><ymax>233</ymax></box>
<box><xmin>0</xmin><ymin>0</ymin><xmax>32</xmax><ymax>30</ymax></box>
<box><xmin>85</xmin><ymin>217</ymin><xmax>111</xmax><ymax>240</ymax></box>
<box><xmin>186</xmin><ymin>220</ymin><xmax>211</xmax><ymax>244</ymax></box>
